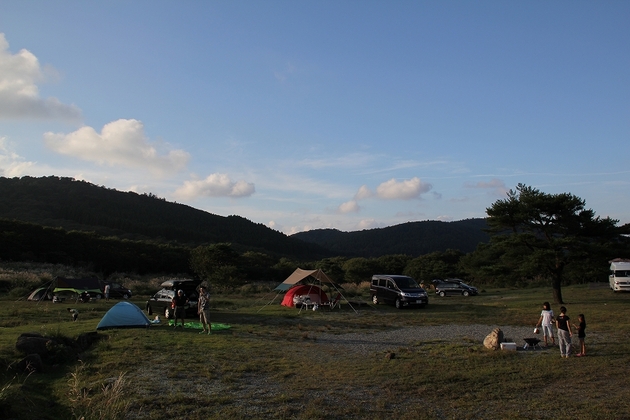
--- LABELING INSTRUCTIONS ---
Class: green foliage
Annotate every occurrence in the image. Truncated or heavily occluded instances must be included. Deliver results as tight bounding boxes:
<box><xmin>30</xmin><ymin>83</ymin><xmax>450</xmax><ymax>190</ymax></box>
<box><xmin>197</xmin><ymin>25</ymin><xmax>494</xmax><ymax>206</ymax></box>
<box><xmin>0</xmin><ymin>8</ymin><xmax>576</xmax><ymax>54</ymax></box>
<box><xmin>0</xmin><ymin>219</ymin><xmax>191</xmax><ymax>276</ymax></box>
<box><xmin>342</xmin><ymin>257</ymin><xmax>375</xmax><ymax>284</ymax></box>
<box><xmin>404</xmin><ymin>249</ymin><xmax>465</xmax><ymax>283</ymax></box>
<box><xmin>374</xmin><ymin>254</ymin><xmax>412</xmax><ymax>274</ymax></box>
<box><xmin>314</xmin><ymin>257</ymin><xmax>347</xmax><ymax>282</ymax></box>
<box><xmin>474</xmin><ymin>183</ymin><xmax>628</xmax><ymax>302</ymax></box>
<box><xmin>293</xmin><ymin>219</ymin><xmax>490</xmax><ymax>257</ymax></box>
<box><xmin>190</xmin><ymin>243</ymin><xmax>243</xmax><ymax>288</ymax></box>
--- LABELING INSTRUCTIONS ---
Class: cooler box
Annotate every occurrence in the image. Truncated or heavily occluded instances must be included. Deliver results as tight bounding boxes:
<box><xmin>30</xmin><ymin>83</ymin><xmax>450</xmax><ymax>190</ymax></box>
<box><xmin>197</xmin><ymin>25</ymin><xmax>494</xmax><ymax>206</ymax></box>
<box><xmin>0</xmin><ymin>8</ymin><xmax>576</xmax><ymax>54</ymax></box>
<box><xmin>500</xmin><ymin>342</ymin><xmax>517</xmax><ymax>351</ymax></box>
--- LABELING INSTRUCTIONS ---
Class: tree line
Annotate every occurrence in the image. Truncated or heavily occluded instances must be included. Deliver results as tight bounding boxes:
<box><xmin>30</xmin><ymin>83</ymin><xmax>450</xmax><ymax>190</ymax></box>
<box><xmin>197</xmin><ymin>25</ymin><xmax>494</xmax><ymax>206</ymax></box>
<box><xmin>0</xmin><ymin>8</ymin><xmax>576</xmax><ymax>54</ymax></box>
<box><xmin>1</xmin><ymin>178</ymin><xmax>628</xmax><ymax>303</ymax></box>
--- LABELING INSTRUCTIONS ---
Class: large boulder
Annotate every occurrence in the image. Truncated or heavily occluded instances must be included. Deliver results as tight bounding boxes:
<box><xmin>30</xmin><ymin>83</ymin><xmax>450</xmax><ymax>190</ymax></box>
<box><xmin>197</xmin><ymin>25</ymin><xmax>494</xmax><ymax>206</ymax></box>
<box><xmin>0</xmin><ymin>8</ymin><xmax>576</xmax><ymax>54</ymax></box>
<box><xmin>483</xmin><ymin>328</ymin><xmax>504</xmax><ymax>350</ymax></box>
<box><xmin>15</xmin><ymin>333</ymin><xmax>53</xmax><ymax>357</ymax></box>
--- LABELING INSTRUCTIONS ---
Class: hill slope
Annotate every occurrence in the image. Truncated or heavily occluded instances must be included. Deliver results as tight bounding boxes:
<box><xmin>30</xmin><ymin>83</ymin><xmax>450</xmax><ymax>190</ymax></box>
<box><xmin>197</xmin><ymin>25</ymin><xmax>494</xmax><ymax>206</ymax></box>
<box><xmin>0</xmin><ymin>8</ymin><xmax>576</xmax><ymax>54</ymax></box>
<box><xmin>0</xmin><ymin>176</ymin><xmax>328</xmax><ymax>259</ymax></box>
<box><xmin>291</xmin><ymin>219</ymin><xmax>489</xmax><ymax>257</ymax></box>
<box><xmin>0</xmin><ymin>176</ymin><xmax>490</xmax><ymax>260</ymax></box>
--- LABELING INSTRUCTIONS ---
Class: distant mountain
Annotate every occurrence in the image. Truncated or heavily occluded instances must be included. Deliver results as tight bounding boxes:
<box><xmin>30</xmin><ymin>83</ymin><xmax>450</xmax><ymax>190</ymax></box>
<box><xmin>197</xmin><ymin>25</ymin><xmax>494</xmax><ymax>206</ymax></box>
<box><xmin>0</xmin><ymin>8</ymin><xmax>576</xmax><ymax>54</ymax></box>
<box><xmin>0</xmin><ymin>176</ymin><xmax>329</xmax><ymax>260</ymax></box>
<box><xmin>0</xmin><ymin>176</ymin><xmax>490</xmax><ymax>261</ymax></box>
<box><xmin>291</xmin><ymin>219</ymin><xmax>490</xmax><ymax>257</ymax></box>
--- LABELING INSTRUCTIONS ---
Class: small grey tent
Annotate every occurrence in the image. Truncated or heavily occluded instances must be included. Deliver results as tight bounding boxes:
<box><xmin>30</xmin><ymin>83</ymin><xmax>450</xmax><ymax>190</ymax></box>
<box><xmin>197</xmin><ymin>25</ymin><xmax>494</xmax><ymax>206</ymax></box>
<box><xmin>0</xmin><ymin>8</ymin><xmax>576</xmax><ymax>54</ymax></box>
<box><xmin>27</xmin><ymin>287</ymin><xmax>53</xmax><ymax>301</ymax></box>
<box><xmin>97</xmin><ymin>302</ymin><xmax>151</xmax><ymax>330</ymax></box>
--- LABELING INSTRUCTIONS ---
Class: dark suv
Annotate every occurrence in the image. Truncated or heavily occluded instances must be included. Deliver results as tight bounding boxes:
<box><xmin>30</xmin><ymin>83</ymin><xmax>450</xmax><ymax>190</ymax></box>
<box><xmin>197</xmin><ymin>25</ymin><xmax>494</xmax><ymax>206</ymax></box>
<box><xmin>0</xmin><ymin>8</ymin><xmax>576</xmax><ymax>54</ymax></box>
<box><xmin>145</xmin><ymin>279</ymin><xmax>201</xmax><ymax>318</ymax></box>
<box><xmin>433</xmin><ymin>279</ymin><xmax>478</xmax><ymax>297</ymax></box>
<box><xmin>370</xmin><ymin>275</ymin><xmax>428</xmax><ymax>309</ymax></box>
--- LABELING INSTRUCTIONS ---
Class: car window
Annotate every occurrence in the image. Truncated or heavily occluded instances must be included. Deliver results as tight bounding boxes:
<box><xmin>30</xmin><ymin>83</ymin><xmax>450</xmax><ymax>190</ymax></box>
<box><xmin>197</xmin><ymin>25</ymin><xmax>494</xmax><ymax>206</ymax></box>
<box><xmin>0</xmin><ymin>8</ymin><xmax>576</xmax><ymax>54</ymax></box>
<box><xmin>394</xmin><ymin>277</ymin><xmax>420</xmax><ymax>289</ymax></box>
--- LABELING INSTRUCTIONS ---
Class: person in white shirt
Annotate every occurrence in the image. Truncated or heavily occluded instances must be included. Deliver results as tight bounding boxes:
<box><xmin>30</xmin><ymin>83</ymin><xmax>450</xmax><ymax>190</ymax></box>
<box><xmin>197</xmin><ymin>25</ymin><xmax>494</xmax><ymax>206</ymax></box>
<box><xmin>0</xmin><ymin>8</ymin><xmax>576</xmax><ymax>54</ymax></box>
<box><xmin>536</xmin><ymin>301</ymin><xmax>556</xmax><ymax>346</ymax></box>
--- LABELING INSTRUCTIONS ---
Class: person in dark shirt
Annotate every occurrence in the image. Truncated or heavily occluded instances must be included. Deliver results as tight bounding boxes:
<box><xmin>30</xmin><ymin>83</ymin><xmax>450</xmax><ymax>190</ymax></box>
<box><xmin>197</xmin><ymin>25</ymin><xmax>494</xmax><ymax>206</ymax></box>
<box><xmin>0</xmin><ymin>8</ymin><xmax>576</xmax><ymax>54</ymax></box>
<box><xmin>573</xmin><ymin>314</ymin><xmax>587</xmax><ymax>357</ymax></box>
<box><xmin>171</xmin><ymin>289</ymin><xmax>188</xmax><ymax>329</ymax></box>
<box><xmin>555</xmin><ymin>306</ymin><xmax>573</xmax><ymax>358</ymax></box>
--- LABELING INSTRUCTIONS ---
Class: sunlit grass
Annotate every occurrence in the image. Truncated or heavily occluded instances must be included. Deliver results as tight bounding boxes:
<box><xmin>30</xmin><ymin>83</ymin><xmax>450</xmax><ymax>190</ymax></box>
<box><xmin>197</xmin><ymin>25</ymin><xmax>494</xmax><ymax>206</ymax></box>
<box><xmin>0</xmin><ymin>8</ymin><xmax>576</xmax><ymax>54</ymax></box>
<box><xmin>0</xmin><ymin>284</ymin><xmax>629</xmax><ymax>418</ymax></box>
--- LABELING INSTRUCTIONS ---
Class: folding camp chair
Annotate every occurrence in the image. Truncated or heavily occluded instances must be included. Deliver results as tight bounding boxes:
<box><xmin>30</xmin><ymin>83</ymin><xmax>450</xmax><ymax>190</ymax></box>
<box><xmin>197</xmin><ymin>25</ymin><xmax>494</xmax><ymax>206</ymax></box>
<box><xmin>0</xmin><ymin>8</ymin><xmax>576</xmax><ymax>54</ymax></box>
<box><xmin>321</xmin><ymin>293</ymin><xmax>341</xmax><ymax>310</ymax></box>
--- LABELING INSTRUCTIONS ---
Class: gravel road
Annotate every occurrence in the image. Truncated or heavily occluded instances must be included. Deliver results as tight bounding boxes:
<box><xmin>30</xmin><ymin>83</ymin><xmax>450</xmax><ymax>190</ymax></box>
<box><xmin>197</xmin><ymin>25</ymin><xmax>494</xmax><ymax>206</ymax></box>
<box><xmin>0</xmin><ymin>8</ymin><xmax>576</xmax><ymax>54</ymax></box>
<box><xmin>314</xmin><ymin>324</ymin><xmax>538</xmax><ymax>355</ymax></box>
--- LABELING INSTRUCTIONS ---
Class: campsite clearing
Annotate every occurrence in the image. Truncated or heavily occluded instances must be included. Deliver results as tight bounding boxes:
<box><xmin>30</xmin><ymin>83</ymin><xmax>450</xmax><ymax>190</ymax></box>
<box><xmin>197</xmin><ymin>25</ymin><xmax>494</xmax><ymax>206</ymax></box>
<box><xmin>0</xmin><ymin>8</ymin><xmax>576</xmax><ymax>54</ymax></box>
<box><xmin>1</xmin><ymin>284</ymin><xmax>630</xmax><ymax>419</ymax></box>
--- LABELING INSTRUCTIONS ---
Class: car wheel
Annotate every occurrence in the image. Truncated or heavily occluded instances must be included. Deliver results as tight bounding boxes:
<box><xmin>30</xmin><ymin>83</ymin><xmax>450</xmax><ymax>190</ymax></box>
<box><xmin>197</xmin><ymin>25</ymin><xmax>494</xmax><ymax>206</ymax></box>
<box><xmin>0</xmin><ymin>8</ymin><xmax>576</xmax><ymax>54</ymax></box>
<box><xmin>463</xmin><ymin>290</ymin><xmax>470</xmax><ymax>297</ymax></box>
<box><xmin>439</xmin><ymin>291</ymin><xmax>445</xmax><ymax>297</ymax></box>
<box><xmin>122</xmin><ymin>293</ymin><xmax>129</xmax><ymax>299</ymax></box>
<box><xmin>146</xmin><ymin>305</ymin><xmax>153</xmax><ymax>315</ymax></box>
<box><xmin>372</xmin><ymin>295</ymin><xmax>379</xmax><ymax>305</ymax></box>
<box><xmin>95</xmin><ymin>294</ymin><xmax>102</xmax><ymax>300</ymax></box>
<box><xmin>395</xmin><ymin>298</ymin><xmax>402</xmax><ymax>309</ymax></box>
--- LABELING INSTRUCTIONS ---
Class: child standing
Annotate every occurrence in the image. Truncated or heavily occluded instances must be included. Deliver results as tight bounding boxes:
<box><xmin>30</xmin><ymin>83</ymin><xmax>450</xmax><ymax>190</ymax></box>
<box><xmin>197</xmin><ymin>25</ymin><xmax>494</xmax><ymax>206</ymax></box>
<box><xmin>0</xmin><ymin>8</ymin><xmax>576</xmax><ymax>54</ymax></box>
<box><xmin>536</xmin><ymin>302</ymin><xmax>556</xmax><ymax>346</ymax></box>
<box><xmin>556</xmin><ymin>306</ymin><xmax>573</xmax><ymax>358</ymax></box>
<box><xmin>573</xmin><ymin>314</ymin><xmax>586</xmax><ymax>357</ymax></box>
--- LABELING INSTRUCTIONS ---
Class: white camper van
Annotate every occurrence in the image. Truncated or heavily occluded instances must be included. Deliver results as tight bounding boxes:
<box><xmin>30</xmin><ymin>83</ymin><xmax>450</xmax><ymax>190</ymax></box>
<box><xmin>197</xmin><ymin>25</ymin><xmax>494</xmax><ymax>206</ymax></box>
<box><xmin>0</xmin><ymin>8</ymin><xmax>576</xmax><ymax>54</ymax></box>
<box><xmin>609</xmin><ymin>259</ymin><xmax>630</xmax><ymax>292</ymax></box>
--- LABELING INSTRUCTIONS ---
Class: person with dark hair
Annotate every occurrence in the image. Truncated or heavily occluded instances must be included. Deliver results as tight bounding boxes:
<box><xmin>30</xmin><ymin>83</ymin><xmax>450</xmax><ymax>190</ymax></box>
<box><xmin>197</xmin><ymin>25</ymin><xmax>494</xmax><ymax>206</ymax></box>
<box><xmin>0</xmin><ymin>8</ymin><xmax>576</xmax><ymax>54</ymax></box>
<box><xmin>556</xmin><ymin>306</ymin><xmax>573</xmax><ymax>358</ymax></box>
<box><xmin>197</xmin><ymin>285</ymin><xmax>211</xmax><ymax>335</ymax></box>
<box><xmin>536</xmin><ymin>302</ymin><xmax>556</xmax><ymax>346</ymax></box>
<box><xmin>573</xmin><ymin>314</ymin><xmax>587</xmax><ymax>357</ymax></box>
<box><xmin>171</xmin><ymin>289</ymin><xmax>188</xmax><ymax>329</ymax></box>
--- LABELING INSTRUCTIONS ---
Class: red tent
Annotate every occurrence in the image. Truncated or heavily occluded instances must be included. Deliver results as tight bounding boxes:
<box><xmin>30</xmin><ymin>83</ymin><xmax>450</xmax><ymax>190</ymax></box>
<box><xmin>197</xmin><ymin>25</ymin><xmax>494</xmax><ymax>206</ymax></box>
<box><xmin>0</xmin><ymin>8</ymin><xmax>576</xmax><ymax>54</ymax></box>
<box><xmin>281</xmin><ymin>284</ymin><xmax>329</xmax><ymax>308</ymax></box>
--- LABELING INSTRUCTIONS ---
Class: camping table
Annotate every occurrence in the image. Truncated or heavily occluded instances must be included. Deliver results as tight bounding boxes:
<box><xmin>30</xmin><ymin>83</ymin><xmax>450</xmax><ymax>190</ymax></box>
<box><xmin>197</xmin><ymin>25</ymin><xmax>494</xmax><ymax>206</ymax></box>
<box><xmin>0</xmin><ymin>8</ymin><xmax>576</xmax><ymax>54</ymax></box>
<box><xmin>301</xmin><ymin>301</ymin><xmax>317</xmax><ymax>310</ymax></box>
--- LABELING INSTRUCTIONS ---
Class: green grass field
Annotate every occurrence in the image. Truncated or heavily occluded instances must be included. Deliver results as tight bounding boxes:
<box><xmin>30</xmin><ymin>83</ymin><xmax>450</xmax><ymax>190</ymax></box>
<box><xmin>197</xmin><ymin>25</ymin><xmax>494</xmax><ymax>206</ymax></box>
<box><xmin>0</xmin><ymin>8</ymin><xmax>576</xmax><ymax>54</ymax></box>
<box><xmin>1</xmin><ymin>284</ymin><xmax>629</xmax><ymax>419</ymax></box>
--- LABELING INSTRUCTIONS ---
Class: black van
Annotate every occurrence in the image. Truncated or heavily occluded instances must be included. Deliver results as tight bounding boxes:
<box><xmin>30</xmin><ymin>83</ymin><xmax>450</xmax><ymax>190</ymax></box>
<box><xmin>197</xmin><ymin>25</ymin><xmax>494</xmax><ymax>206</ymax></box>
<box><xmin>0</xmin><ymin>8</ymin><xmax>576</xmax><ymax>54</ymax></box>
<box><xmin>370</xmin><ymin>275</ymin><xmax>429</xmax><ymax>309</ymax></box>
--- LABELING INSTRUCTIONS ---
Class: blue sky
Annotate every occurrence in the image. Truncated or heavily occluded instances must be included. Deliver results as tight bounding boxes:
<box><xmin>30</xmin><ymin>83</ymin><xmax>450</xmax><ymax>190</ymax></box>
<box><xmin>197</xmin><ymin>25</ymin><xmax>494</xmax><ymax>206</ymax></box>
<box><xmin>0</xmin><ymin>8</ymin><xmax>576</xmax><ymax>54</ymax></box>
<box><xmin>1</xmin><ymin>1</ymin><xmax>628</xmax><ymax>234</ymax></box>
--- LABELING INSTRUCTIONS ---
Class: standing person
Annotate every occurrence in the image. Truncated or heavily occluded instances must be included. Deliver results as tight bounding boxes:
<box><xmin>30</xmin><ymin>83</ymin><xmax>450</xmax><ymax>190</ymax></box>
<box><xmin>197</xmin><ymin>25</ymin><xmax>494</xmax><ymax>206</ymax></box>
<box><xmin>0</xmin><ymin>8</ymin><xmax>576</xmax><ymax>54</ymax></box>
<box><xmin>535</xmin><ymin>302</ymin><xmax>556</xmax><ymax>346</ymax></box>
<box><xmin>556</xmin><ymin>306</ymin><xmax>573</xmax><ymax>358</ymax></box>
<box><xmin>573</xmin><ymin>314</ymin><xmax>587</xmax><ymax>357</ymax></box>
<box><xmin>197</xmin><ymin>285</ymin><xmax>211</xmax><ymax>335</ymax></box>
<box><xmin>171</xmin><ymin>289</ymin><xmax>188</xmax><ymax>329</ymax></box>
<box><xmin>104</xmin><ymin>283</ymin><xmax>111</xmax><ymax>301</ymax></box>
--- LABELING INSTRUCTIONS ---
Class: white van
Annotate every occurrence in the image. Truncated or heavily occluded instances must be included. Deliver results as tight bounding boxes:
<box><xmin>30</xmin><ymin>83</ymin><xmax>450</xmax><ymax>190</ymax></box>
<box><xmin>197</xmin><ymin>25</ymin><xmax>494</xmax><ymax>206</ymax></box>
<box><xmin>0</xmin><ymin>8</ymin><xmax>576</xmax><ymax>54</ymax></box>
<box><xmin>609</xmin><ymin>259</ymin><xmax>630</xmax><ymax>292</ymax></box>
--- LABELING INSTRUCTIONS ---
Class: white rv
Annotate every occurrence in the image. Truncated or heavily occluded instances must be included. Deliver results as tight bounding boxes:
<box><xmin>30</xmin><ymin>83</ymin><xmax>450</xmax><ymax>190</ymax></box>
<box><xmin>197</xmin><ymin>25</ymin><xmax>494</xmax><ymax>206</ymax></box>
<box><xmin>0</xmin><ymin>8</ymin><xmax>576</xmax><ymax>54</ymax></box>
<box><xmin>609</xmin><ymin>259</ymin><xmax>630</xmax><ymax>292</ymax></box>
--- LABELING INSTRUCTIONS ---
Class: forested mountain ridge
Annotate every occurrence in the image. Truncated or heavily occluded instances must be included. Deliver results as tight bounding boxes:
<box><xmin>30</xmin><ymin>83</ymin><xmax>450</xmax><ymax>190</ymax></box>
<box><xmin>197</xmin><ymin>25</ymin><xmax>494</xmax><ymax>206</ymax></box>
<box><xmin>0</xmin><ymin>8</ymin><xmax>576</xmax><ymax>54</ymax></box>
<box><xmin>0</xmin><ymin>176</ymin><xmax>490</xmax><ymax>261</ymax></box>
<box><xmin>291</xmin><ymin>219</ymin><xmax>490</xmax><ymax>257</ymax></box>
<box><xmin>0</xmin><ymin>176</ymin><xmax>328</xmax><ymax>259</ymax></box>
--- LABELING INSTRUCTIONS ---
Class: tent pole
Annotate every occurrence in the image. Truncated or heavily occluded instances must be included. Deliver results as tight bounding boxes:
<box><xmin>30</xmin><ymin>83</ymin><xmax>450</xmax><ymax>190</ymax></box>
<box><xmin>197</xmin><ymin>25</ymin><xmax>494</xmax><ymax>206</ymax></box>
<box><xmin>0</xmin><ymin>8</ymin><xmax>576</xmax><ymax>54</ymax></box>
<box><xmin>330</xmin><ymin>283</ymin><xmax>358</xmax><ymax>314</ymax></box>
<box><xmin>257</xmin><ymin>292</ymin><xmax>281</xmax><ymax>313</ymax></box>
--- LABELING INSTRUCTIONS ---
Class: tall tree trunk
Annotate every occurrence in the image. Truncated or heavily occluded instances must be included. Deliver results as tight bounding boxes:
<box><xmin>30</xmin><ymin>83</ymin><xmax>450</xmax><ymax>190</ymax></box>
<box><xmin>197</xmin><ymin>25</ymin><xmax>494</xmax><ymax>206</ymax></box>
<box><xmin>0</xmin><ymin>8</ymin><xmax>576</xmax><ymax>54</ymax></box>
<box><xmin>552</xmin><ymin>267</ymin><xmax>564</xmax><ymax>304</ymax></box>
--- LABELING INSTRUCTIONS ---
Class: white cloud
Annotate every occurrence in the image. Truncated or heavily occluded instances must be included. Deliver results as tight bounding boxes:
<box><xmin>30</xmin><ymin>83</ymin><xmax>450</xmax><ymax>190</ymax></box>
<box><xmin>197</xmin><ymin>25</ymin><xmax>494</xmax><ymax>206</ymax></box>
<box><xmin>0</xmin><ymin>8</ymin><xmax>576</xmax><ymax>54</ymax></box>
<box><xmin>0</xmin><ymin>136</ymin><xmax>36</xmax><ymax>177</ymax></box>
<box><xmin>376</xmin><ymin>177</ymin><xmax>432</xmax><ymax>200</ymax></box>
<box><xmin>44</xmin><ymin>119</ymin><xmax>189</xmax><ymax>176</ymax></box>
<box><xmin>174</xmin><ymin>173</ymin><xmax>255</xmax><ymax>199</ymax></box>
<box><xmin>355</xmin><ymin>185</ymin><xmax>373</xmax><ymax>200</ymax></box>
<box><xmin>299</xmin><ymin>152</ymin><xmax>375</xmax><ymax>170</ymax></box>
<box><xmin>0</xmin><ymin>33</ymin><xmax>81</xmax><ymax>121</ymax></box>
<box><xmin>465</xmin><ymin>178</ymin><xmax>508</xmax><ymax>196</ymax></box>
<box><xmin>356</xmin><ymin>219</ymin><xmax>384</xmax><ymax>230</ymax></box>
<box><xmin>337</xmin><ymin>199</ymin><xmax>360</xmax><ymax>214</ymax></box>
<box><xmin>268</xmin><ymin>220</ymin><xmax>283</xmax><ymax>232</ymax></box>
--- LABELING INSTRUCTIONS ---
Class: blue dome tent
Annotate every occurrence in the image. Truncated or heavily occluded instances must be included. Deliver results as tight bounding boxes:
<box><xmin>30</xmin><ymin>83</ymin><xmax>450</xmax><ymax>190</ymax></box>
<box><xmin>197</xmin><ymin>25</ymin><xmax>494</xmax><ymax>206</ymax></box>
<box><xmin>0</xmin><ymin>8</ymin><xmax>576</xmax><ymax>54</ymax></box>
<box><xmin>97</xmin><ymin>301</ymin><xmax>151</xmax><ymax>330</ymax></box>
